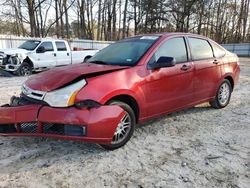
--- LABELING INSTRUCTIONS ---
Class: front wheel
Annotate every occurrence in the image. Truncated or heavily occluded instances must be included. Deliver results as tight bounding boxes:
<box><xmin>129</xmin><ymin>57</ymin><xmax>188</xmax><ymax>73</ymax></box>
<box><xmin>16</xmin><ymin>62</ymin><xmax>32</xmax><ymax>76</ymax></box>
<box><xmin>84</xmin><ymin>56</ymin><xmax>92</xmax><ymax>62</ymax></box>
<box><xmin>209</xmin><ymin>79</ymin><xmax>232</xmax><ymax>109</ymax></box>
<box><xmin>100</xmin><ymin>101</ymin><xmax>136</xmax><ymax>150</ymax></box>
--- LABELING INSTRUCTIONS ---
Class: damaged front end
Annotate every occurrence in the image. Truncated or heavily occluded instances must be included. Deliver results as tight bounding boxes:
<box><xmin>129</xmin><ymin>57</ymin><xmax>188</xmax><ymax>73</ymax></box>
<box><xmin>0</xmin><ymin>96</ymin><xmax>126</xmax><ymax>144</ymax></box>
<box><xmin>0</xmin><ymin>52</ymin><xmax>22</xmax><ymax>72</ymax></box>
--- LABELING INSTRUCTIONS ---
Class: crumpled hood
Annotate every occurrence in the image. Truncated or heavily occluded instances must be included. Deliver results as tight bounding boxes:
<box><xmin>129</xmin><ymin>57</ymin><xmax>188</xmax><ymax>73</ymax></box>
<box><xmin>25</xmin><ymin>63</ymin><xmax>128</xmax><ymax>91</ymax></box>
<box><xmin>0</xmin><ymin>48</ymin><xmax>28</xmax><ymax>55</ymax></box>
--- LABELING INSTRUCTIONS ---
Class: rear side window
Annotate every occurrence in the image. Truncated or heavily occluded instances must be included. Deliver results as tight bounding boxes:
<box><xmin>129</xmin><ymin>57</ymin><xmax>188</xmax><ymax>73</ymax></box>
<box><xmin>211</xmin><ymin>42</ymin><xmax>226</xmax><ymax>58</ymax></box>
<box><xmin>56</xmin><ymin>42</ymin><xmax>67</xmax><ymax>51</ymax></box>
<box><xmin>153</xmin><ymin>37</ymin><xmax>188</xmax><ymax>63</ymax></box>
<box><xmin>188</xmin><ymin>38</ymin><xmax>214</xmax><ymax>60</ymax></box>
<box><xmin>40</xmin><ymin>42</ymin><xmax>54</xmax><ymax>52</ymax></box>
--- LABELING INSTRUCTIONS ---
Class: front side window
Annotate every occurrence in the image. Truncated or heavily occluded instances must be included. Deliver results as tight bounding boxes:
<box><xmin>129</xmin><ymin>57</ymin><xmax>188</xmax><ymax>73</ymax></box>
<box><xmin>56</xmin><ymin>42</ymin><xmax>67</xmax><ymax>51</ymax></box>
<box><xmin>40</xmin><ymin>42</ymin><xmax>54</xmax><ymax>52</ymax></box>
<box><xmin>148</xmin><ymin>37</ymin><xmax>188</xmax><ymax>65</ymax></box>
<box><xmin>188</xmin><ymin>38</ymin><xmax>214</xmax><ymax>60</ymax></box>
<box><xmin>153</xmin><ymin>37</ymin><xmax>188</xmax><ymax>64</ymax></box>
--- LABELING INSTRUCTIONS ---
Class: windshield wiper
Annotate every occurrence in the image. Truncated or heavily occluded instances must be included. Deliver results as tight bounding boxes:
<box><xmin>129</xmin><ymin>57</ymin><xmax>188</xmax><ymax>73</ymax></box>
<box><xmin>88</xmin><ymin>60</ymin><xmax>108</xmax><ymax>65</ymax></box>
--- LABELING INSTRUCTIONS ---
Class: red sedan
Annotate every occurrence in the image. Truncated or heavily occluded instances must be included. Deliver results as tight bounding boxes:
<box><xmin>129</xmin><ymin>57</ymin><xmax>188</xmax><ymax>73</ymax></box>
<box><xmin>0</xmin><ymin>33</ymin><xmax>240</xmax><ymax>150</ymax></box>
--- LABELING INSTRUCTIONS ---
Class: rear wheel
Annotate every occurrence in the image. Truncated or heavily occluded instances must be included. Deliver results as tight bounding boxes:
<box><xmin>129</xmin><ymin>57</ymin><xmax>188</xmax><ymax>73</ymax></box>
<box><xmin>209</xmin><ymin>79</ymin><xmax>232</xmax><ymax>109</ymax></box>
<box><xmin>16</xmin><ymin>62</ymin><xmax>32</xmax><ymax>76</ymax></box>
<box><xmin>100</xmin><ymin>101</ymin><xmax>136</xmax><ymax>150</ymax></box>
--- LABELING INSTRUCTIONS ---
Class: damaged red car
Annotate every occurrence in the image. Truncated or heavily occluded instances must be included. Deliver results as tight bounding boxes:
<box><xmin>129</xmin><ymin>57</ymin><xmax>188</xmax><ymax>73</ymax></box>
<box><xmin>0</xmin><ymin>33</ymin><xmax>240</xmax><ymax>150</ymax></box>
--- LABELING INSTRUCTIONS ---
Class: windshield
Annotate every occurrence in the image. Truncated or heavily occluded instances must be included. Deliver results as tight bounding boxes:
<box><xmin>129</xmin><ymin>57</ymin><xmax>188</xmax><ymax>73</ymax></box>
<box><xmin>19</xmin><ymin>40</ymin><xmax>41</xmax><ymax>51</ymax></box>
<box><xmin>88</xmin><ymin>36</ymin><xmax>160</xmax><ymax>66</ymax></box>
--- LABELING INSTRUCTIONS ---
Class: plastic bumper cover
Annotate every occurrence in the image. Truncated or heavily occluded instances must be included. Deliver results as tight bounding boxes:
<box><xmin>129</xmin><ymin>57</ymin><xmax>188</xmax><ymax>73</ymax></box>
<box><xmin>0</xmin><ymin>104</ymin><xmax>125</xmax><ymax>144</ymax></box>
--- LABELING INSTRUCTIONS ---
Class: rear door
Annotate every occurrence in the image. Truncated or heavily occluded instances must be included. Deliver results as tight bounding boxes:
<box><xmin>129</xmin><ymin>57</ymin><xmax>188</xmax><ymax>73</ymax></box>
<box><xmin>55</xmin><ymin>41</ymin><xmax>71</xmax><ymax>66</ymax></box>
<box><xmin>144</xmin><ymin>37</ymin><xmax>195</xmax><ymax>117</ymax></box>
<box><xmin>187</xmin><ymin>37</ymin><xmax>222</xmax><ymax>101</ymax></box>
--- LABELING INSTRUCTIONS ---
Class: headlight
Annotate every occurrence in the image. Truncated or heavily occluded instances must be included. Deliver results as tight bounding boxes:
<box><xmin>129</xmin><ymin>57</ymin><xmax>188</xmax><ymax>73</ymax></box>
<box><xmin>43</xmin><ymin>79</ymin><xmax>87</xmax><ymax>107</ymax></box>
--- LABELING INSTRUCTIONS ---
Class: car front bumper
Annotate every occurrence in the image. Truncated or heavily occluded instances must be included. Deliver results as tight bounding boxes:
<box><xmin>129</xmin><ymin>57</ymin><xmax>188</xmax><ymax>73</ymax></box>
<box><xmin>0</xmin><ymin>104</ymin><xmax>125</xmax><ymax>144</ymax></box>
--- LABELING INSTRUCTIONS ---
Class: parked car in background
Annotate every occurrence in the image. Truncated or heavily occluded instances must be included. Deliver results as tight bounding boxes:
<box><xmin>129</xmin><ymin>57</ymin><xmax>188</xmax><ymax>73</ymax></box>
<box><xmin>0</xmin><ymin>39</ymin><xmax>99</xmax><ymax>76</ymax></box>
<box><xmin>0</xmin><ymin>33</ymin><xmax>240</xmax><ymax>150</ymax></box>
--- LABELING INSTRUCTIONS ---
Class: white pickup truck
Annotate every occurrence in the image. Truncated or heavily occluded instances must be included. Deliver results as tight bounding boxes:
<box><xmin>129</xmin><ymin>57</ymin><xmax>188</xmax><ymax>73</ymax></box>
<box><xmin>0</xmin><ymin>39</ymin><xmax>99</xmax><ymax>76</ymax></box>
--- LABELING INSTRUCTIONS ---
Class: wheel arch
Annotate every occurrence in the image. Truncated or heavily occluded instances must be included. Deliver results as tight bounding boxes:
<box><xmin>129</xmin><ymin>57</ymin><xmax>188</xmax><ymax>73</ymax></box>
<box><xmin>84</xmin><ymin>55</ymin><xmax>92</xmax><ymax>62</ymax></box>
<box><xmin>224</xmin><ymin>75</ymin><xmax>234</xmax><ymax>90</ymax></box>
<box><xmin>23</xmin><ymin>57</ymin><xmax>34</xmax><ymax>68</ymax></box>
<box><xmin>106</xmin><ymin>94</ymin><xmax>140</xmax><ymax>123</ymax></box>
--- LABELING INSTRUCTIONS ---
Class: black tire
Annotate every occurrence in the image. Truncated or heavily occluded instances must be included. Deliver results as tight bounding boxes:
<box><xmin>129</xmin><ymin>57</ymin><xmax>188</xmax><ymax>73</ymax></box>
<box><xmin>100</xmin><ymin>101</ymin><xmax>136</xmax><ymax>150</ymax></box>
<box><xmin>16</xmin><ymin>62</ymin><xmax>32</xmax><ymax>76</ymax></box>
<box><xmin>209</xmin><ymin>79</ymin><xmax>232</xmax><ymax>109</ymax></box>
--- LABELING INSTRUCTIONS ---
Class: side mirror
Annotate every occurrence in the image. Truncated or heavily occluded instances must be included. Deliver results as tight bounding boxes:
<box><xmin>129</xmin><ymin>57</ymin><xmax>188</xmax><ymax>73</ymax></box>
<box><xmin>36</xmin><ymin>46</ymin><xmax>46</xmax><ymax>53</ymax></box>
<box><xmin>148</xmin><ymin>56</ymin><xmax>176</xmax><ymax>69</ymax></box>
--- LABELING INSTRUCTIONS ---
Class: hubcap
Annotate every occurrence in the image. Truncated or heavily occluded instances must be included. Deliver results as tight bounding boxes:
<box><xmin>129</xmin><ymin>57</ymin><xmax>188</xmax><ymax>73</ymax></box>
<box><xmin>21</xmin><ymin>66</ymin><xmax>31</xmax><ymax>76</ymax></box>
<box><xmin>112</xmin><ymin>112</ymin><xmax>131</xmax><ymax>145</ymax></box>
<box><xmin>218</xmin><ymin>83</ymin><xmax>230</xmax><ymax>105</ymax></box>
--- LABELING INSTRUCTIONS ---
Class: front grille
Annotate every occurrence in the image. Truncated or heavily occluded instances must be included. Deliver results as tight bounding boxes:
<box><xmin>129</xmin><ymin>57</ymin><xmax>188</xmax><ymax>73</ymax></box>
<box><xmin>0</xmin><ymin>124</ymin><xmax>17</xmax><ymax>133</ymax></box>
<box><xmin>0</xmin><ymin>122</ymin><xmax>86</xmax><ymax>136</ymax></box>
<box><xmin>43</xmin><ymin>123</ymin><xmax>64</xmax><ymax>135</ymax></box>
<box><xmin>20</xmin><ymin>122</ymin><xmax>37</xmax><ymax>133</ymax></box>
<box><xmin>21</xmin><ymin>84</ymin><xmax>46</xmax><ymax>101</ymax></box>
<box><xmin>19</xmin><ymin>95</ymin><xmax>48</xmax><ymax>105</ymax></box>
<box><xmin>0</xmin><ymin>55</ymin><xmax>9</xmax><ymax>65</ymax></box>
<box><xmin>43</xmin><ymin>123</ymin><xmax>86</xmax><ymax>136</ymax></box>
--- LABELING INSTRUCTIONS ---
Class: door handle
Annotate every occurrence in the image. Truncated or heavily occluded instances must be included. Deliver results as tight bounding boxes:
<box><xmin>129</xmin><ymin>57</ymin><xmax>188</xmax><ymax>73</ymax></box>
<box><xmin>53</xmin><ymin>53</ymin><xmax>56</xmax><ymax>57</ymax></box>
<box><xmin>180</xmin><ymin>64</ymin><xmax>191</xmax><ymax>71</ymax></box>
<box><xmin>67</xmin><ymin>53</ymin><xmax>69</xmax><ymax>56</ymax></box>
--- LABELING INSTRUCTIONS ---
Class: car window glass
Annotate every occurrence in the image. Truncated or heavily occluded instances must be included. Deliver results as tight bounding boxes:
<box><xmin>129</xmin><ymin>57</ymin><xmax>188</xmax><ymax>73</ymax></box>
<box><xmin>89</xmin><ymin>36</ymin><xmax>159</xmax><ymax>66</ymax></box>
<box><xmin>40</xmin><ymin>42</ymin><xmax>54</xmax><ymax>52</ymax></box>
<box><xmin>152</xmin><ymin>37</ymin><xmax>188</xmax><ymax>64</ymax></box>
<box><xmin>56</xmin><ymin>42</ymin><xmax>67</xmax><ymax>51</ymax></box>
<box><xmin>188</xmin><ymin>38</ymin><xmax>214</xmax><ymax>60</ymax></box>
<box><xmin>211</xmin><ymin>42</ymin><xmax>226</xmax><ymax>58</ymax></box>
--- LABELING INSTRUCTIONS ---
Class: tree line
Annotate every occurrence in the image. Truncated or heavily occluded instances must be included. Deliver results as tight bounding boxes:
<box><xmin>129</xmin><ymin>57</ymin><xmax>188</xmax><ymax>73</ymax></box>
<box><xmin>1</xmin><ymin>0</ymin><xmax>250</xmax><ymax>43</ymax></box>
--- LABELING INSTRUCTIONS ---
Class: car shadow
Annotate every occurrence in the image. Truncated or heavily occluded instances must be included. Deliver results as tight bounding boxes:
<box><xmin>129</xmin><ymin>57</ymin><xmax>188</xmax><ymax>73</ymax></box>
<box><xmin>0</xmin><ymin>103</ymin><xmax>216</xmax><ymax>173</ymax></box>
<box><xmin>0</xmin><ymin>69</ymin><xmax>14</xmax><ymax>77</ymax></box>
<box><xmin>138</xmin><ymin>104</ymin><xmax>214</xmax><ymax>128</ymax></box>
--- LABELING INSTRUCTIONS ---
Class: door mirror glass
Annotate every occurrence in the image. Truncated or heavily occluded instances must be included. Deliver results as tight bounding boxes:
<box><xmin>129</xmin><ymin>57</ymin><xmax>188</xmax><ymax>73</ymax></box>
<box><xmin>148</xmin><ymin>56</ymin><xmax>176</xmax><ymax>69</ymax></box>
<box><xmin>36</xmin><ymin>46</ymin><xmax>46</xmax><ymax>53</ymax></box>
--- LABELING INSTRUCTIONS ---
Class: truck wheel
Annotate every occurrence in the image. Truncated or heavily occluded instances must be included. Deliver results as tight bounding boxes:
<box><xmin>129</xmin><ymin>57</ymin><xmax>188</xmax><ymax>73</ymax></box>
<box><xmin>84</xmin><ymin>56</ymin><xmax>92</xmax><ymax>62</ymax></box>
<box><xmin>209</xmin><ymin>79</ymin><xmax>232</xmax><ymax>109</ymax></box>
<box><xmin>16</xmin><ymin>62</ymin><xmax>32</xmax><ymax>76</ymax></box>
<box><xmin>100</xmin><ymin>101</ymin><xmax>136</xmax><ymax>150</ymax></box>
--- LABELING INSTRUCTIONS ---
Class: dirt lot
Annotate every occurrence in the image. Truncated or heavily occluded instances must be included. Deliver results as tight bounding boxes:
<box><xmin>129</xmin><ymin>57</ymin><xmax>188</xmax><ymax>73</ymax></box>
<box><xmin>0</xmin><ymin>59</ymin><xmax>249</xmax><ymax>188</ymax></box>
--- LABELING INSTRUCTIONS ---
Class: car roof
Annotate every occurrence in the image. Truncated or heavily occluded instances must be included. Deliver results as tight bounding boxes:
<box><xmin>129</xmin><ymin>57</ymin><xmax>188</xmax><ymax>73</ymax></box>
<box><xmin>26</xmin><ymin>38</ymin><xmax>67</xmax><ymax>42</ymax></box>
<box><xmin>129</xmin><ymin>32</ymin><xmax>209</xmax><ymax>40</ymax></box>
<box><xmin>41</xmin><ymin>38</ymin><xmax>67</xmax><ymax>42</ymax></box>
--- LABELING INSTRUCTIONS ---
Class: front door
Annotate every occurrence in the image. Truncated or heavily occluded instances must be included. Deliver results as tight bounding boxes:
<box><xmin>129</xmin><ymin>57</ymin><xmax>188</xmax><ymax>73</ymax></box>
<box><xmin>144</xmin><ymin>37</ymin><xmax>194</xmax><ymax>118</ymax></box>
<box><xmin>32</xmin><ymin>42</ymin><xmax>56</xmax><ymax>68</ymax></box>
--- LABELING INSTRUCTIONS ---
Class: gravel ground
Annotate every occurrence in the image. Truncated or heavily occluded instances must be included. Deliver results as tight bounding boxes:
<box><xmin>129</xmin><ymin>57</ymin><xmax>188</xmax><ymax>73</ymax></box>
<box><xmin>0</xmin><ymin>59</ymin><xmax>249</xmax><ymax>188</ymax></box>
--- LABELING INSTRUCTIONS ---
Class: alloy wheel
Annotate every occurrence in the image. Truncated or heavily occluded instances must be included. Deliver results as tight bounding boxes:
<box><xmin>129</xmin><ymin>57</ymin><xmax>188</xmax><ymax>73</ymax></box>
<box><xmin>218</xmin><ymin>82</ymin><xmax>230</xmax><ymax>106</ymax></box>
<box><xmin>111</xmin><ymin>112</ymin><xmax>132</xmax><ymax>145</ymax></box>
